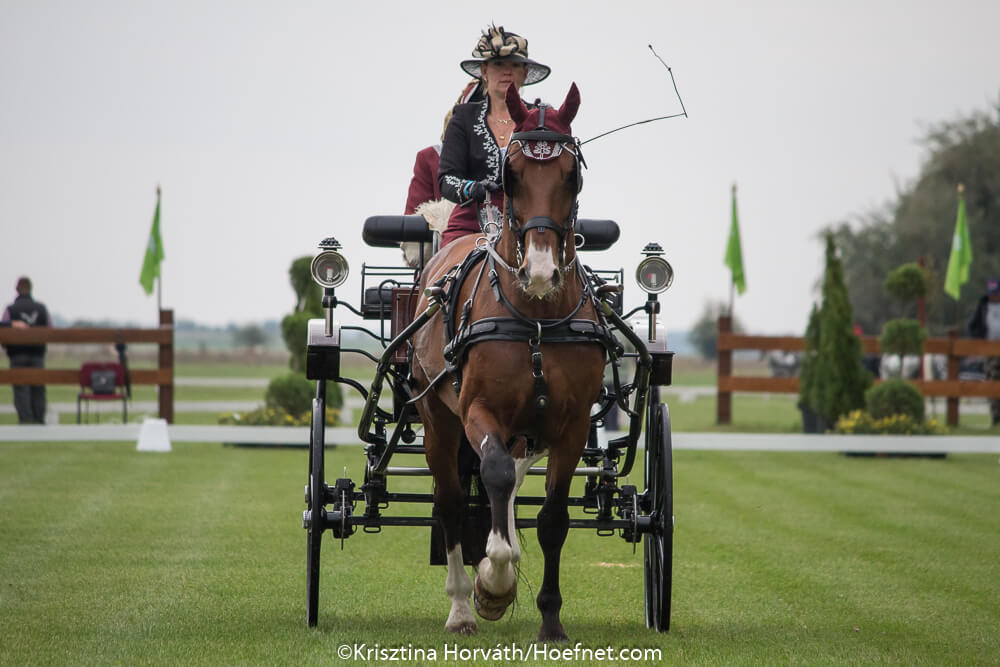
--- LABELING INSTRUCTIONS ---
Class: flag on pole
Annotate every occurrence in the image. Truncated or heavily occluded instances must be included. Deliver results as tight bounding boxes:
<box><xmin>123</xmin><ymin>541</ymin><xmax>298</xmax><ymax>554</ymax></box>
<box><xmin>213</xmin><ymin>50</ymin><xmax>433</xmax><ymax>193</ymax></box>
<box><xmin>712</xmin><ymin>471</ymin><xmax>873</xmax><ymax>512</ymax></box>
<box><xmin>139</xmin><ymin>186</ymin><xmax>164</xmax><ymax>296</ymax></box>
<box><xmin>944</xmin><ymin>183</ymin><xmax>971</xmax><ymax>300</ymax></box>
<box><xmin>725</xmin><ymin>183</ymin><xmax>746</xmax><ymax>295</ymax></box>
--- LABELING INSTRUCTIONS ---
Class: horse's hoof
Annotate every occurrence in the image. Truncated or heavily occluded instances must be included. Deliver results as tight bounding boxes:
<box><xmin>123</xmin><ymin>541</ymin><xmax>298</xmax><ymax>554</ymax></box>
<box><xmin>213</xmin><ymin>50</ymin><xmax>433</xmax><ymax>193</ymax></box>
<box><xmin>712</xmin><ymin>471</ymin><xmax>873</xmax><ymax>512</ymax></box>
<box><xmin>473</xmin><ymin>575</ymin><xmax>516</xmax><ymax>621</ymax></box>
<box><xmin>446</xmin><ymin>621</ymin><xmax>478</xmax><ymax>635</ymax></box>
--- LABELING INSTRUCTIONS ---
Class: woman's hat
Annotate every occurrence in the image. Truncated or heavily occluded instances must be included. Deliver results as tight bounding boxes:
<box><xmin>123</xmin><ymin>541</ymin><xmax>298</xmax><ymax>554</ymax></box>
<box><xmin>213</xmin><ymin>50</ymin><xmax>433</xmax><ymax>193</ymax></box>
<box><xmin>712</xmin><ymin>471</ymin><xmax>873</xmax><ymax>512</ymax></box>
<box><xmin>460</xmin><ymin>25</ymin><xmax>550</xmax><ymax>86</ymax></box>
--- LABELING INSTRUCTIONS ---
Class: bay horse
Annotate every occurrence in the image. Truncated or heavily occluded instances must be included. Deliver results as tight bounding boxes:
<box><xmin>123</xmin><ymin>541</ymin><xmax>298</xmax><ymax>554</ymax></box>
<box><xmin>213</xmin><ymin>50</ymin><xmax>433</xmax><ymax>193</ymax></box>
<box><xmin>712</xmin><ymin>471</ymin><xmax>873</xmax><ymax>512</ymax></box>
<box><xmin>411</xmin><ymin>82</ymin><xmax>607</xmax><ymax>641</ymax></box>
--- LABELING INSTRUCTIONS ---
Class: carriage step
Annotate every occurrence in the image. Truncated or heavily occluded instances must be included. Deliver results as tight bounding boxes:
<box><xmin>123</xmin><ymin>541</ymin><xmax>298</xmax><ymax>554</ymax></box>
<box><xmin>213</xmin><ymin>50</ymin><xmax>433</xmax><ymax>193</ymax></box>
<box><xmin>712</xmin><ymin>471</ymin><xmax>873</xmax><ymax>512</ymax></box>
<box><xmin>384</xmin><ymin>465</ymin><xmax>606</xmax><ymax>477</ymax></box>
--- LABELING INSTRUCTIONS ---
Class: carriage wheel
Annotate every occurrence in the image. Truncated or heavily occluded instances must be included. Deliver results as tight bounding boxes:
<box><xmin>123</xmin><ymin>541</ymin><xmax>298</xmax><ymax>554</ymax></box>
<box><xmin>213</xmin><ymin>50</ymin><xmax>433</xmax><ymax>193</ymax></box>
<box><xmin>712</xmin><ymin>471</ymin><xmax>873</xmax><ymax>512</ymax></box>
<box><xmin>643</xmin><ymin>400</ymin><xmax>673</xmax><ymax>632</ymax></box>
<box><xmin>306</xmin><ymin>387</ymin><xmax>327</xmax><ymax>627</ymax></box>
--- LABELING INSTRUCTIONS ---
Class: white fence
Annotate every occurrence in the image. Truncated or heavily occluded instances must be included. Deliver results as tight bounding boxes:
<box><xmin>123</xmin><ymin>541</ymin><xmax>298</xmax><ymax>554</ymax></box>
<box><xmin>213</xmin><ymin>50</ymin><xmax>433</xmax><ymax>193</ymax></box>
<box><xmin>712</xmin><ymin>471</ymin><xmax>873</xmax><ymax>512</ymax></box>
<box><xmin>1</xmin><ymin>424</ymin><xmax>998</xmax><ymax>454</ymax></box>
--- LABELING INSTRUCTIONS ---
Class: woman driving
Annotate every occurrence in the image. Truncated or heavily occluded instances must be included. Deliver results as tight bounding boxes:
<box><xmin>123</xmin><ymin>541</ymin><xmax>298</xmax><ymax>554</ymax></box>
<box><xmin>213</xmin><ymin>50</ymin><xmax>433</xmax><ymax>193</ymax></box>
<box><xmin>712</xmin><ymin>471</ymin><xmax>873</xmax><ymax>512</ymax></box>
<box><xmin>438</xmin><ymin>25</ymin><xmax>550</xmax><ymax>246</ymax></box>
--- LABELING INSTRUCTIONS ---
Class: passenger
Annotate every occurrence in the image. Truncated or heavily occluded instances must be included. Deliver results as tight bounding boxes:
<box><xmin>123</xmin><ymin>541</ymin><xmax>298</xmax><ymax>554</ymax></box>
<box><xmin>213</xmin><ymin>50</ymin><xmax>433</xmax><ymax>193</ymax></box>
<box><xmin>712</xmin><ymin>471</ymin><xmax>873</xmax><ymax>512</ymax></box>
<box><xmin>967</xmin><ymin>277</ymin><xmax>1000</xmax><ymax>425</ymax></box>
<box><xmin>405</xmin><ymin>82</ymin><xmax>481</xmax><ymax>215</ymax></box>
<box><xmin>400</xmin><ymin>82</ymin><xmax>483</xmax><ymax>267</ymax></box>
<box><xmin>438</xmin><ymin>25</ymin><xmax>551</xmax><ymax>247</ymax></box>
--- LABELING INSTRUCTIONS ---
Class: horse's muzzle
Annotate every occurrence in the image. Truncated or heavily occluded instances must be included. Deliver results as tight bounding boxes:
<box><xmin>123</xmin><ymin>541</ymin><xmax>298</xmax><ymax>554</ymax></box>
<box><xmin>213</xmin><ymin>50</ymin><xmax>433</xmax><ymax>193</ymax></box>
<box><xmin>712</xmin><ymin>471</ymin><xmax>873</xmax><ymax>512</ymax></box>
<box><xmin>518</xmin><ymin>232</ymin><xmax>564</xmax><ymax>298</ymax></box>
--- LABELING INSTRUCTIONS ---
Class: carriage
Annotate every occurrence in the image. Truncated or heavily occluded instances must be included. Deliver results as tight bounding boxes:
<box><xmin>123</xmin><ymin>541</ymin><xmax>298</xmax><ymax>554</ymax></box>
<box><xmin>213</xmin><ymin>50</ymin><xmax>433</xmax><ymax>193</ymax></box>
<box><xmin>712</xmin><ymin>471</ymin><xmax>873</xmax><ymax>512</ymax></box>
<box><xmin>301</xmin><ymin>85</ymin><xmax>677</xmax><ymax>638</ymax></box>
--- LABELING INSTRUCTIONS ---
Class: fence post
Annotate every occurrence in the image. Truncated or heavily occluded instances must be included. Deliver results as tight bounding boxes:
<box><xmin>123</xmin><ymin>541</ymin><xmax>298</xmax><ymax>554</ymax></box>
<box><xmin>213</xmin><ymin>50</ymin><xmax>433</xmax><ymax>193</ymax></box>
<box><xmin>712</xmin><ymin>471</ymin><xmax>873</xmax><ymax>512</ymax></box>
<box><xmin>717</xmin><ymin>315</ymin><xmax>732</xmax><ymax>425</ymax></box>
<box><xmin>159</xmin><ymin>309</ymin><xmax>174</xmax><ymax>423</ymax></box>
<box><xmin>946</xmin><ymin>328</ymin><xmax>959</xmax><ymax>427</ymax></box>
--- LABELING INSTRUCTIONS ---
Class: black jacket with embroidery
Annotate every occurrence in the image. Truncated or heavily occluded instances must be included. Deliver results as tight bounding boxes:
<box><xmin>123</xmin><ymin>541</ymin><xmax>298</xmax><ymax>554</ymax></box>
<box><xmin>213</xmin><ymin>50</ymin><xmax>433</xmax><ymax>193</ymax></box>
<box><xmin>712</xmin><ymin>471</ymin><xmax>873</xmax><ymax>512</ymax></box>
<box><xmin>438</xmin><ymin>96</ymin><xmax>539</xmax><ymax>204</ymax></box>
<box><xmin>438</xmin><ymin>98</ymin><xmax>504</xmax><ymax>205</ymax></box>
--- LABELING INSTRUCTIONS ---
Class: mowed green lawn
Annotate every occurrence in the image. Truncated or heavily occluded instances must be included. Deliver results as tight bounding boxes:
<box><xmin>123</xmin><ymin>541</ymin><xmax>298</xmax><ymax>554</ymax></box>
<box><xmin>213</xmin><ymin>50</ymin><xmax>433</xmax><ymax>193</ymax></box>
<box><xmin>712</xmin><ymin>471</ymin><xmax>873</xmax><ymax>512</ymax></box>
<box><xmin>1</xmin><ymin>442</ymin><xmax>998</xmax><ymax>665</ymax></box>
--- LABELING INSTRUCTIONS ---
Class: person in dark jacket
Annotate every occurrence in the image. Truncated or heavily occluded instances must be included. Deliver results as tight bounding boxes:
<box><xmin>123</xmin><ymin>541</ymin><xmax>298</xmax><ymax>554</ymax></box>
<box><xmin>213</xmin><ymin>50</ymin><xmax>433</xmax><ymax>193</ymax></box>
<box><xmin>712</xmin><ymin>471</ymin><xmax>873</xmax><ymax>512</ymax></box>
<box><xmin>967</xmin><ymin>277</ymin><xmax>1000</xmax><ymax>425</ymax></box>
<box><xmin>404</xmin><ymin>81</ymin><xmax>482</xmax><ymax>215</ymax></box>
<box><xmin>1</xmin><ymin>277</ymin><xmax>51</xmax><ymax>423</ymax></box>
<box><xmin>438</xmin><ymin>25</ymin><xmax>550</xmax><ymax>247</ymax></box>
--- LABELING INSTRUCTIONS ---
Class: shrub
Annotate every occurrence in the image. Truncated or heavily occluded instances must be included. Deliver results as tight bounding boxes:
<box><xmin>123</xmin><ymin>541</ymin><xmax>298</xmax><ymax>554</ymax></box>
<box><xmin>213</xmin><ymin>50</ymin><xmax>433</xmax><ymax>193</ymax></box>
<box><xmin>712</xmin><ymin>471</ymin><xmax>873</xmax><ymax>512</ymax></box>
<box><xmin>265</xmin><ymin>372</ymin><xmax>316</xmax><ymax>417</ymax></box>
<box><xmin>281</xmin><ymin>312</ymin><xmax>312</xmax><ymax>372</ymax></box>
<box><xmin>879</xmin><ymin>318</ymin><xmax>927</xmax><ymax>358</ymax></box>
<box><xmin>883</xmin><ymin>263</ymin><xmax>928</xmax><ymax>303</ymax></box>
<box><xmin>282</xmin><ymin>255</ymin><xmax>324</xmax><ymax>371</ymax></box>
<box><xmin>289</xmin><ymin>255</ymin><xmax>323</xmax><ymax>315</ymax></box>
<box><xmin>833</xmin><ymin>409</ymin><xmax>943</xmax><ymax>435</ymax></box>
<box><xmin>866</xmin><ymin>379</ymin><xmax>924</xmax><ymax>421</ymax></box>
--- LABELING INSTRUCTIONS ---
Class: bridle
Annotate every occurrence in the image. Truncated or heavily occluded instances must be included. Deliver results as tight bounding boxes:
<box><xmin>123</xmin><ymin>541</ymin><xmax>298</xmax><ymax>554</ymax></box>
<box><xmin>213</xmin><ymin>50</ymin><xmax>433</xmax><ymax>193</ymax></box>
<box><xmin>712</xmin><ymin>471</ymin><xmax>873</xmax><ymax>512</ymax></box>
<box><xmin>495</xmin><ymin>104</ymin><xmax>587</xmax><ymax>275</ymax></box>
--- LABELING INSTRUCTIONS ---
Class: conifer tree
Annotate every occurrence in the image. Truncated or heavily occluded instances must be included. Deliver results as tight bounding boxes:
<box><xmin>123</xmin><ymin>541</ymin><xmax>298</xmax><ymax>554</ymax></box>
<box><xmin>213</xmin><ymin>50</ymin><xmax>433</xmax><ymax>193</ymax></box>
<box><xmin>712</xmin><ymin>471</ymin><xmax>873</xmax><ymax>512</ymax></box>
<box><xmin>813</xmin><ymin>233</ymin><xmax>871</xmax><ymax>425</ymax></box>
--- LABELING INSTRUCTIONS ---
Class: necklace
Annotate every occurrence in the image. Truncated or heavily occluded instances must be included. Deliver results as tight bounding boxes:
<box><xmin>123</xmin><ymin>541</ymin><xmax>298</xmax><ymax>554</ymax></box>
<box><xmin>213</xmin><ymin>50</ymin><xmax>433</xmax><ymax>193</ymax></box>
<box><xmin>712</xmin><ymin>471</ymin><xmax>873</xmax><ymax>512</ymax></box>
<box><xmin>491</xmin><ymin>116</ymin><xmax>513</xmax><ymax>142</ymax></box>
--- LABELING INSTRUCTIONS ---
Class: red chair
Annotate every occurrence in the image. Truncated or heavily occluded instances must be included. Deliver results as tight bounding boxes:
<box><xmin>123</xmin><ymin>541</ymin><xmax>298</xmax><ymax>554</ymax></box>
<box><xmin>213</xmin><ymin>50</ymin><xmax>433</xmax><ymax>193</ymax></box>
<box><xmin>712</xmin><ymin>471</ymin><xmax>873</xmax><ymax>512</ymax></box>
<box><xmin>77</xmin><ymin>362</ymin><xmax>127</xmax><ymax>424</ymax></box>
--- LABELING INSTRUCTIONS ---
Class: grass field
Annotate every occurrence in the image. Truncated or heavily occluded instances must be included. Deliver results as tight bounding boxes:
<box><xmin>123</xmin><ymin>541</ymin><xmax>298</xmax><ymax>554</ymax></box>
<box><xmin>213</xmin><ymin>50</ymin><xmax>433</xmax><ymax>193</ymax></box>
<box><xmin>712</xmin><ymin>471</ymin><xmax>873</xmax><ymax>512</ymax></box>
<box><xmin>2</xmin><ymin>442</ymin><xmax>998</xmax><ymax>665</ymax></box>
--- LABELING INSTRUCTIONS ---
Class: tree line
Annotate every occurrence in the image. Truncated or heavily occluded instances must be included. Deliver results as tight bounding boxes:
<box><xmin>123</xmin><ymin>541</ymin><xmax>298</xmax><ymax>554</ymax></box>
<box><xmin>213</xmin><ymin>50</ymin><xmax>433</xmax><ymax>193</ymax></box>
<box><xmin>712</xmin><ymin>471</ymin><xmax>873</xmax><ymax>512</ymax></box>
<box><xmin>830</xmin><ymin>101</ymin><xmax>1000</xmax><ymax>336</ymax></box>
<box><xmin>690</xmin><ymin>101</ymin><xmax>999</xmax><ymax>358</ymax></box>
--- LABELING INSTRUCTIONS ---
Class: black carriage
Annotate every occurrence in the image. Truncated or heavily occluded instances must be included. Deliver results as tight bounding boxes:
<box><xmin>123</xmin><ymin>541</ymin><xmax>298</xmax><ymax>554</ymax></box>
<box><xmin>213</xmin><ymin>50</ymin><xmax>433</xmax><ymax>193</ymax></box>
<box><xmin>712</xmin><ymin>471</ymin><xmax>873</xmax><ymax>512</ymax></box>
<box><xmin>302</xmin><ymin>214</ymin><xmax>676</xmax><ymax>631</ymax></box>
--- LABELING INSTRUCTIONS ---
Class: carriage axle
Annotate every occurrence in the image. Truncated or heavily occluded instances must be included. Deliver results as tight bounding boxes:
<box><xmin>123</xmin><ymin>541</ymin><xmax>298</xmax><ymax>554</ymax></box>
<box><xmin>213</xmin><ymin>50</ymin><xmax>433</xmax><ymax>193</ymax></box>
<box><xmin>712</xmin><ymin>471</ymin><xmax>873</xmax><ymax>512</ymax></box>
<box><xmin>304</xmin><ymin>474</ymin><xmax>654</xmax><ymax>544</ymax></box>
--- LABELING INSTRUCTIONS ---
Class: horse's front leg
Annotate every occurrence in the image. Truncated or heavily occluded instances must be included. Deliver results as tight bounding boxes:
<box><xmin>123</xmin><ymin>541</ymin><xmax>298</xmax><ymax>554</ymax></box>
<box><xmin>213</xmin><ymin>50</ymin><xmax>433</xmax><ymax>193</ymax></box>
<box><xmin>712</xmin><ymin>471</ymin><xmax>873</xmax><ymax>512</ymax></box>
<box><xmin>535</xmin><ymin>448</ymin><xmax>580</xmax><ymax>642</ymax></box>
<box><xmin>463</xmin><ymin>406</ymin><xmax>519</xmax><ymax>621</ymax></box>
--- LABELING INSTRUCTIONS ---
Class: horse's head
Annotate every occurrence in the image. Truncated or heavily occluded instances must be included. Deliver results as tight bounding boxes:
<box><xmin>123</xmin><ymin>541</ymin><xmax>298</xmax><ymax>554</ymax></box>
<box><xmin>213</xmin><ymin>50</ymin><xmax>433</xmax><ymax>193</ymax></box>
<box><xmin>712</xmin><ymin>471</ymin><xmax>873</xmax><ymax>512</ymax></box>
<box><xmin>502</xmin><ymin>82</ymin><xmax>584</xmax><ymax>299</ymax></box>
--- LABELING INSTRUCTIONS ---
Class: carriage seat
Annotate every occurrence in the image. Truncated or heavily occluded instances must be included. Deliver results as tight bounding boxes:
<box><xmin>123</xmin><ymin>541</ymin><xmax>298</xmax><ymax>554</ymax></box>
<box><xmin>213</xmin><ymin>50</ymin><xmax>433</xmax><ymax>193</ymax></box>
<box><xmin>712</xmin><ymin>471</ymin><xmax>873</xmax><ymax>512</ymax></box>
<box><xmin>362</xmin><ymin>286</ymin><xmax>397</xmax><ymax>319</ymax></box>
<box><xmin>360</xmin><ymin>217</ymin><xmax>618</xmax><ymax>320</ymax></box>
<box><xmin>362</xmin><ymin>215</ymin><xmax>619</xmax><ymax>251</ymax></box>
<box><xmin>575</xmin><ymin>219</ymin><xmax>619</xmax><ymax>251</ymax></box>
<box><xmin>363</xmin><ymin>215</ymin><xmax>435</xmax><ymax>247</ymax></box>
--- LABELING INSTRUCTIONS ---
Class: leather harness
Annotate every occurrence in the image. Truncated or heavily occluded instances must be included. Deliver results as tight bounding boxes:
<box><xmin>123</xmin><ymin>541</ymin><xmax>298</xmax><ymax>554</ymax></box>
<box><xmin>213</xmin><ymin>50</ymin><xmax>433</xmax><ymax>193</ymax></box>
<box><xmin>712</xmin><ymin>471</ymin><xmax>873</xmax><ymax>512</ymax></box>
<box><xmin>424</xmin><ymin>111</ymin><xmax>618</xmax><ymax>431</ymax></box>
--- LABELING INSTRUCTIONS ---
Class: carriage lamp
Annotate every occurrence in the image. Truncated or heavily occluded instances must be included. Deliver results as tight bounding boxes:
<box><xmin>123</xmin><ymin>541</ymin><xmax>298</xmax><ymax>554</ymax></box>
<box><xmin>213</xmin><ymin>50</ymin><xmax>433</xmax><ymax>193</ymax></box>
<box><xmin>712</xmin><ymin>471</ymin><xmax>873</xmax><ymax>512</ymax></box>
<box><xmin>635</xmin><ymin>253</ymin><xmax>674</xmax><ymax>294</ymax></box>
<box><xmin>311</xmin><ymin>238</ymin><xmax>350</xmax><ymax>289</ymax></box>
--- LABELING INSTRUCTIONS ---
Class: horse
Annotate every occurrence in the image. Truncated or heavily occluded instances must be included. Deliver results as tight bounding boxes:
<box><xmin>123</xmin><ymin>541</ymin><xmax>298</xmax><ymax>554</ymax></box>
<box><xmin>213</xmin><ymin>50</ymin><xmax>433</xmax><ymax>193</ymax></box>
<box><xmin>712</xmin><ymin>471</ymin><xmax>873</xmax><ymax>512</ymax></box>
<box><xmin>410</xmin><ymin>82</ymin><xmax>607</xmax><ymax>641</ymax></box>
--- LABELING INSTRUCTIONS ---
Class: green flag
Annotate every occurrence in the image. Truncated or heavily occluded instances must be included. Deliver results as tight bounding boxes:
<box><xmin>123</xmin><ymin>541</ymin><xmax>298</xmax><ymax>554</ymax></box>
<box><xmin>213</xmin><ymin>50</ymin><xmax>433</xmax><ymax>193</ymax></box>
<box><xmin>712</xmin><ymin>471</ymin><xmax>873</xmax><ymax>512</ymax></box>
<box><xmin>139</xmin><ymin>187</ymin><xmax>164</xmax><ymax>296</ymax></box>
<box><xmin>725</xmin><ymin>183</ymin><xmax>746</xmax><ymax>294</ymax></box>
<box><xmin>944</xmin><ymin>185</ymin><xmax>971</xmax><ymax>300</ymax></box>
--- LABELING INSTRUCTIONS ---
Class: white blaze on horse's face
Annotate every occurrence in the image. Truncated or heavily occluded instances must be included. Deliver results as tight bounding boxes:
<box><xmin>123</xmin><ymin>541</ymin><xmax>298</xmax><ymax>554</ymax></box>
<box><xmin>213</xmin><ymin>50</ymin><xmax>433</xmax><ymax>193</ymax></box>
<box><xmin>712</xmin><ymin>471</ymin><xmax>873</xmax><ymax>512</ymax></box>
<box><xmin>520</xmin><ymin>232</ymin><xmax>561</xmax><ymax>299</ymax></box>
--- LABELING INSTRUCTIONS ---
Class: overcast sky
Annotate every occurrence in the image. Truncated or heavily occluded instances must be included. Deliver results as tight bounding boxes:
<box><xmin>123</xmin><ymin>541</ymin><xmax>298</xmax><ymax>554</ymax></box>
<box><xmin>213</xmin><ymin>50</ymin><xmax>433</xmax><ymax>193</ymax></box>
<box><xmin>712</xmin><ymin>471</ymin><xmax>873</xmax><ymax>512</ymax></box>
<box><xmin>1</xmin><ymin>0</ymin><xmax>997</xmax><ymax>334</ymax></box>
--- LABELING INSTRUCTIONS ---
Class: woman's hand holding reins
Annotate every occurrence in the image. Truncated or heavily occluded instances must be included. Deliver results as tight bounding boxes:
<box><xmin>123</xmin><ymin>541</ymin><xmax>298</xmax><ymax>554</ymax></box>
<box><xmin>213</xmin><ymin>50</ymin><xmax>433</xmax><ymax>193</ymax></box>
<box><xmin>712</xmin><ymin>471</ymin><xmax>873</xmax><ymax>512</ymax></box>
<box><xmin>464</xmin><ymin>179</ymin><xmax>500</xmax><ymax>203</ymax></box>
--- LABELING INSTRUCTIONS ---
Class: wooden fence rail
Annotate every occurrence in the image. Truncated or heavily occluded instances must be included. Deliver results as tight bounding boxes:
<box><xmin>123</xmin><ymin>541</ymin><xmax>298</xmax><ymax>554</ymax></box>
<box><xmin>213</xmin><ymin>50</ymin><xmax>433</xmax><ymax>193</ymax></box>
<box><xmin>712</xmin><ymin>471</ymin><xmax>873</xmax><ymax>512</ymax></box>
<box><xmin>0</xmin><ymin>310</ymin><xmax>174</xmax><ymax>422</ymax></box>
<box><xmin>716</xmin><ymin>315</ymin><xmax>1000</xmax><ymax>427</ymax></box>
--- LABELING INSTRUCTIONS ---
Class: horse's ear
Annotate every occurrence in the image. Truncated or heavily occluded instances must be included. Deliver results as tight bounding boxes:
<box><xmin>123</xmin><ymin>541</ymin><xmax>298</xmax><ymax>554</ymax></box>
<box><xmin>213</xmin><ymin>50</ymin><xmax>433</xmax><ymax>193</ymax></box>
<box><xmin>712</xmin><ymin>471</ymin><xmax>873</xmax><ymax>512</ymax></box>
<box><xmin>557</xmin><ymin>82</ymin><xmax>580</xmax><ymax>126</ymax></box>
<box><xmin>507</xmin><ymin>84</ymin><xmax>529</xmax><ymax>125</ymax></box>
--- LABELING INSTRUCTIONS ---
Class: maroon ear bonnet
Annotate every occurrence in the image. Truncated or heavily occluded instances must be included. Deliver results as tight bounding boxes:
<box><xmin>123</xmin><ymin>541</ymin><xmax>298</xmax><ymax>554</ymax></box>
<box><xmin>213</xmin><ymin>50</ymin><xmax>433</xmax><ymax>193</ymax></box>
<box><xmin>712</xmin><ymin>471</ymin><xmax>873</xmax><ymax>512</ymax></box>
<box><xmin>506</xmin><ymin>82</ymin><xmax>580</xmax><ymax>134</ymax></box>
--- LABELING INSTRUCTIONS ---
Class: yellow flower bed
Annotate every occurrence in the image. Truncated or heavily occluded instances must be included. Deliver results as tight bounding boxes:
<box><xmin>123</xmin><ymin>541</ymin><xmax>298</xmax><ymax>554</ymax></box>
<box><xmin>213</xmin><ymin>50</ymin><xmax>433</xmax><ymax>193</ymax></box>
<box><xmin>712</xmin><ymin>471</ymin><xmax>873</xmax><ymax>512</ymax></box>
<box><xmin>218</xmin><ymin>405</ymin><xmax>339</xmax><ymax>427</ymax></box>
<box><xmin>833</xmin><ymin>409</ymin><xmax>944</xmax><ymax>435</ymax></box>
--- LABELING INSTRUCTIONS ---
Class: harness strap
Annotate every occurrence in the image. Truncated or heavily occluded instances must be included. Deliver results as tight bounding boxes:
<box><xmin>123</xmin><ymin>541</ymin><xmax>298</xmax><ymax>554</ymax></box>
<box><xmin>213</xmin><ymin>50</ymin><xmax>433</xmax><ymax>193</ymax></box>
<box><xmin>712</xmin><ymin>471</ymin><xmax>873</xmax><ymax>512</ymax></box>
<box><xmin>529</xmin><ymin>323</ymin><xmax>548</xmax><ymax>418</ymax></box>
<box><xmin>442</xmin><ymin>317</ymin><xmax>617</xmax><ymax>371</ymax></box>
